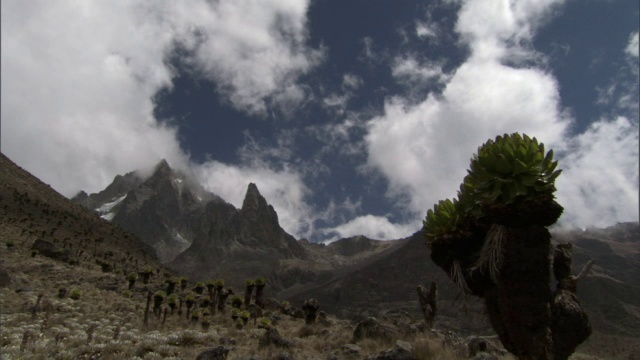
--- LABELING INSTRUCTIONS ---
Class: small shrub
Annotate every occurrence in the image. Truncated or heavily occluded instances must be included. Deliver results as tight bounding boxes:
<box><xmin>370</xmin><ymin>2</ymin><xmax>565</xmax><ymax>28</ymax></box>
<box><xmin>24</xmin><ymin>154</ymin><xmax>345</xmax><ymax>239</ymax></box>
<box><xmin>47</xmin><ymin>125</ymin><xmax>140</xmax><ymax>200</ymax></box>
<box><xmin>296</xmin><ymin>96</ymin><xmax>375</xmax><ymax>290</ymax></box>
<box><xmin>180</xmin><ymin>276</ymin><xmax>189</xmax><ymax>291</ymax></box>
<box><xmin>167</xmin><ymin>294</ymin><xmax>179</xmax><ymax>311</ymax></box>
<box><xmin>121</xmin><ymin>290</ymin><xmax>133</xmax><ymax>298</ymax></box>
<box><xmin>194</xmin><ymin>281</ymin><xmax>205</xmax><ymax>294</ymax></box>
<box><xmin>201</xmin><ymin>316</ymin><xmax>212</xmax><ymax>330</ymax></box>
<box><xmin>58</xmin><ymin>287</ymin><xmax>67</xmax><ymax>299</ymax></box>
<box><xmin>70</xmin><ymin>288</ymin><xmax>82</xmax><ymax>300</ymax></box>
<box><xmin>231</xmin><ymin>308</ymin><xmax>241</xmax><ymax>320</ymax></box>
<box><xmin>258</xmin><ymin>318</ymin><xmax>272</xmax><ymax>329</ymax></box>
<box><xmin>230</xmin><ymin>295</ymin><xmax>243</xmax><ymax>309</ymax></box>
<box><xmin>240</xmin><ymin>310</ymin><xmax>250</xmax><ymax>323</ymax></box>
<box><xmin>127</xmin><ymin>272</ymin><xmax>138</xmax><ymax>289</ymax></box>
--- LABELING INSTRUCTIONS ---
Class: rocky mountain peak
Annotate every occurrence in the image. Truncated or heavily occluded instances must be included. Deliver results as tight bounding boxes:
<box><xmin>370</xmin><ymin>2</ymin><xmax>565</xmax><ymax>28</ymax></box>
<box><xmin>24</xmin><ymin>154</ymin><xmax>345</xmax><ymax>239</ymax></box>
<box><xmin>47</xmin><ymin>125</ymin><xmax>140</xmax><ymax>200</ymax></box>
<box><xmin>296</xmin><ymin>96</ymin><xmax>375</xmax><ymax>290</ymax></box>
<box><xmin>154</xmin><ymin>159</ymin><xmax>171</xmax><ymax>174</ymax></box>
<box><xmin>241</xmin><ymin>183</ymin><xmax>278</xmax><ymax>225</ymax></box>
<box><xmin>147</xmin><ymin>159</ymin><xmax>174</xmax><ymax>183</ymax></box>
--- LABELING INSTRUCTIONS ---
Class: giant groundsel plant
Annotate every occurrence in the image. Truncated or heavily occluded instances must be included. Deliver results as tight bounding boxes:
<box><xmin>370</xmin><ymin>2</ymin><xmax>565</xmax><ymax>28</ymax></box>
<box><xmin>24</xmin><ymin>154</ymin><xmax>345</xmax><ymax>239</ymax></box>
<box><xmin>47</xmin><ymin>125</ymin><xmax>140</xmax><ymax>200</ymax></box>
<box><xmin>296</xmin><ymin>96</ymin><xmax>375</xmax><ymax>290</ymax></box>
<box><xmin>424</xmin><ymin>133</ymin><xmax>592</xmax><ymax>360</ymax></box>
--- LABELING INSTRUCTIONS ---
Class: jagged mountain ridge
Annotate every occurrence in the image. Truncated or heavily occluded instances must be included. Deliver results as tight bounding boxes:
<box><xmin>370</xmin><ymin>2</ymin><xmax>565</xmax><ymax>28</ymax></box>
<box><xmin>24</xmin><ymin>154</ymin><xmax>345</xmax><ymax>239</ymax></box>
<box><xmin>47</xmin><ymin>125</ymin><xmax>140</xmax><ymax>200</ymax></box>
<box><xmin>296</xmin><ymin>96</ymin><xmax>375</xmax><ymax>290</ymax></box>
<box><xmin>73</xmin><ymin>160</ymin><xmax>223</xmax><ymax>262</ymax></box>
<box><xmin>72</xmin><ymin>160</ymin><xmax>323</xmax><ymax>288</ymax></box>
<box><xmin>70</xmin><ymin>160</ymin><xmax>417</xmax><ymax>292</ymax></box>
<box><xmin>70</xmin><ymin>159</ymin><xmax>639</xmax><ymax>338</ymax></box>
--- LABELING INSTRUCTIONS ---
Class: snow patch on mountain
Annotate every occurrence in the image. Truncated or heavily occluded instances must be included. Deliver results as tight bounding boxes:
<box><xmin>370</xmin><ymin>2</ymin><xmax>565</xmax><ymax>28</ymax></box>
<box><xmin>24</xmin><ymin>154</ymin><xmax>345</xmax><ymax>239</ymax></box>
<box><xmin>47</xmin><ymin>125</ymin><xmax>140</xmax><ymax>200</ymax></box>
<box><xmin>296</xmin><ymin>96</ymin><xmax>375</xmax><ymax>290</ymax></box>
<box><xmin>101</xmin><ymin>212</ymin><xmax>116</xmax><ymax>221</ymax></box>
<box><xmin>96</xmin><ymin>194</ymin><xmax>127</xmax><ymax>215</ymax></box>
<box><xmin>174</xmin><ymin>232</ymin><xmax>190</xmax><ymax>245</ymax></box>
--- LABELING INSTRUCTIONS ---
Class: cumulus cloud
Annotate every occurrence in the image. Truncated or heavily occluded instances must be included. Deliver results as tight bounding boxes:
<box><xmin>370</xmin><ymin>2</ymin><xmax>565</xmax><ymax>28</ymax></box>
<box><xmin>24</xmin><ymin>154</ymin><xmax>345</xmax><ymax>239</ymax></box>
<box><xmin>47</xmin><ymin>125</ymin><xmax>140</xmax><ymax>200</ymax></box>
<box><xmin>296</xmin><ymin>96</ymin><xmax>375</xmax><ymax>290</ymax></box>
<box><xmin>1</xmin><ymin>0</ymin><xmax>322</xmax><ymax>238</ymax></box>
<box><xmin>556</xmin><ymin>117</ymin><xmax>639</xmax><ymax>228</ymax></box>
<box><xmin>321</xmin><ymin>215</ymin><xmax>417</xmax><ymax>244</ymax></box>
<box><xmin>1</xmin><ymin>1</ymin><xmax>187</xmax><ymax>196</ymax></box>
<box><xmin>367</xmin><ymin>55</ymin><xmax>569</xmax><ymax>219</ymax></box>
<box><xmin>170</xmin><ymin>1</ymin><xmax>323</xmax><ymax>115</ymax></box>
<box><xmin>361</xmin><ymin>0</ymin><xmax>639</xmax><ymax>233</ymax></box>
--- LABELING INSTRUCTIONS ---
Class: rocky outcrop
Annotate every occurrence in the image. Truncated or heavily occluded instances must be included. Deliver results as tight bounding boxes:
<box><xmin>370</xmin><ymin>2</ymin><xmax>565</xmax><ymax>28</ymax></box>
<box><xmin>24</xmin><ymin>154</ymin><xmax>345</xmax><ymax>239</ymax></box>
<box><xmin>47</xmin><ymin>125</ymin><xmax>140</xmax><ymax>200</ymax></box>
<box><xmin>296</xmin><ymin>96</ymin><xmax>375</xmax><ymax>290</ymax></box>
<box><xmin>373</xmin><ymin>340</ymin><xmax>416</xmax><ymax>360</ymax></box>
<box><xmin>73</xmin><ymin>160</ymin><xmax>216</xmax><ymax>262</ymax></box>
<box><xmin>195</xmin><ymin>346</ymin><xmax>231</xmax><ymax>360</ymax></box>
<box><xmin>352</xmin><ymin>317</ymin><xmax>399</xmax><ymax>343</ymax></box>
<box><xmin>31</xmin><ymin>239</ymin><xmax>71</xmax><ymax>262</ymax></box>
<box><xmin>169</xmin><ymin>182</ymin><xmax>310</xmax><ymax>286</ymax></box>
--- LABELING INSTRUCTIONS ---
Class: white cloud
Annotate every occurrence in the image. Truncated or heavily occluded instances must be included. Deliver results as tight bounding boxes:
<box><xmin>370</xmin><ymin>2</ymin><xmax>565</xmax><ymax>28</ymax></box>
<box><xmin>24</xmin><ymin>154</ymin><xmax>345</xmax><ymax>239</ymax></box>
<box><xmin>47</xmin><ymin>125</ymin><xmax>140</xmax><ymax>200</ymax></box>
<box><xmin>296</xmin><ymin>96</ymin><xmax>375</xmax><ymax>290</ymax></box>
<box><xmin>0</xmin><ymin>0</ymin><xmax>320</xmax><ymax>193</ymax></box>
<box><xmin>362</xmin><ymin>0</ymin><xmax>638</xmax><ymax>231</ymax></box>
<box><xmin>391</xmin><ymin>55</ymin><xmax>449</xmax><ymax>85</ymax></box>
<box><xmin>363</xmin><ymin>0</ymin><xmax>568</xmax><ymax>222</ymax></box>
<box><xmin>556</xmin><ymin>117</ymin><xmax>639</xmax><ymax>228</ymax></box>
<box><xmin>625</xmin><ymin>31</ymin><xmax>639</xmax><ymax>58</ymax></box>
<box><xmin>342</xmin><ymin>74</ymin><xmax>363</xmax><ymax>90</ymax></box>
<box><xmin>1</xmin><ymin>1</ymin><xmax>187</xmax><ymax>196</ymax></box>
<box><xmin>322</xmin><ymin>215</ymin><xmax>417</xmax><ymax>244</ymax></box>
<box><xmin>0</xmin><ymin>0</ymin><xmax>325</xmax><ymax>241</ymax></box>
<box><xmin>367</xmin><ymin>59</ymin><xmax>569</xmax><ymax>217</ymax></box>
<box><xmin>321</xmin><ymin>73</ymin><xmax>364</xmax><ymax>115</ymax></box>
<box><xmin>323</xmin><ymin>94</ymin><xmax>350</xmax><ymax>115</ymax></box>
<box><xmin>416</xmin><ymin>21</ymin><xmax>438</xmax><ymax>39</ymax></box>
<box><xmin>455</xmin><ymin>0</ymin><xmax>562</xmax><ymax>63</ymax></box>
<box><xmin>171</xmin><ymin>0</ymin><xmax>323</xmax><ymax>115</ymax></box>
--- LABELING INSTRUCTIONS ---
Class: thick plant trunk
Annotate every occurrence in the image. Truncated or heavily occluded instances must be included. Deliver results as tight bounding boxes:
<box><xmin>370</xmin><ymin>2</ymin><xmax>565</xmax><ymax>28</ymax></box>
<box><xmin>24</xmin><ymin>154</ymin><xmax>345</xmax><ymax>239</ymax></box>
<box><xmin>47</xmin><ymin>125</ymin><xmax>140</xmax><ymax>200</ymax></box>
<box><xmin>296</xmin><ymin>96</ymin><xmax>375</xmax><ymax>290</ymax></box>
<box><xmin>485</xmin><ymin>226</ymin><xmax>553</xmax><ymax>360</ymax></box>
<box><xmin>417</xmin><ymin>282</ymin><xmax>437</xmax><ymax>329</ymax></box>
<box><xmin>244</xmin><ymin>285</ymin><xmax>254</xmax><ymax>309</ymax></box>
<box><xmin>255</xmin><ymin>284</ymin><xmax>265</xmax><ymax>308</ymax></box>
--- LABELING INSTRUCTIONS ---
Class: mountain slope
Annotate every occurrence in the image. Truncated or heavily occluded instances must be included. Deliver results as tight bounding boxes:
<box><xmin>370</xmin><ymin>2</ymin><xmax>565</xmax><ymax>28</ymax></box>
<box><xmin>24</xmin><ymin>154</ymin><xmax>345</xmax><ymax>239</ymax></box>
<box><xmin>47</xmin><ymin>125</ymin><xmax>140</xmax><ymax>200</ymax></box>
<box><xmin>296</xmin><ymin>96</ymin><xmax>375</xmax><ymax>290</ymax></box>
<box><xmin>72</xmin><ymin>160</ymin><xmax>221</xmax><ymax>262</ymax></box>
<box><xmin>0</xmin><ymin>153</ymin><xmax>167</xmax><ymax>286</ymax></box>
<box><xmin>289</xmin><ymin>223</ymin><xmax>640</xmax><ymax>338</ymax></box>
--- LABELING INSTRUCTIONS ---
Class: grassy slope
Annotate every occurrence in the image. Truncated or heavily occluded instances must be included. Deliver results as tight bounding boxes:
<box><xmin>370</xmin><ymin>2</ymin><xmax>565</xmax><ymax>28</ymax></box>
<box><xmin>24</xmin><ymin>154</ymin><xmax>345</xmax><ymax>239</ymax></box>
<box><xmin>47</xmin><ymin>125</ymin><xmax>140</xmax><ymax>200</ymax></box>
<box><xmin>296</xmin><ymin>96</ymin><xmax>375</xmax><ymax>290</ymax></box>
<box><xmin>1</xmin><ymin>153</ymin><xmax>638</xmax><ymax>359</ymax></box>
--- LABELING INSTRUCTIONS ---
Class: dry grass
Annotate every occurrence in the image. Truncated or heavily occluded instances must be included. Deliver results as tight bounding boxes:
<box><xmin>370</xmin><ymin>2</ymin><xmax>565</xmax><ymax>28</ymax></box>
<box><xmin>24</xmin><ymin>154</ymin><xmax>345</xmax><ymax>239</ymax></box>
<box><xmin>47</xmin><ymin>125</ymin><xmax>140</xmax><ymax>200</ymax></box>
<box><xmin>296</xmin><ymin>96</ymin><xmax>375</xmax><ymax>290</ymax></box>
<box><xmin>0</xmin><ymin>242</ymin><xmax>477</xmax><ymax>360</ymax></box>
<box><xmin>2</xmin><ymin>239</ymin><xmax>635</xmax><ymax>360</ymax></box>
<box><xmin>1</xmin><ymin>233</ymin><xmax>636</xmax><ymax>360</ymax></box>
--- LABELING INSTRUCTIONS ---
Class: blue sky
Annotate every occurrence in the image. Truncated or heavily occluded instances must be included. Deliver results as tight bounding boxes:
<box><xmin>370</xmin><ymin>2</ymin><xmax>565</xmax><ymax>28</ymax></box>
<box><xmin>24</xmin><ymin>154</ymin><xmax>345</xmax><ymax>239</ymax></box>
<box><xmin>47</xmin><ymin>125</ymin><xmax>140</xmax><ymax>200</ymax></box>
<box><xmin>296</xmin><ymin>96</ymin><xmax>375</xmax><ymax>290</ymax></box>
<box><xmin>2</xmin><ymin>0</ymin><xmax>638</xmax><ymax>242</ymax></box>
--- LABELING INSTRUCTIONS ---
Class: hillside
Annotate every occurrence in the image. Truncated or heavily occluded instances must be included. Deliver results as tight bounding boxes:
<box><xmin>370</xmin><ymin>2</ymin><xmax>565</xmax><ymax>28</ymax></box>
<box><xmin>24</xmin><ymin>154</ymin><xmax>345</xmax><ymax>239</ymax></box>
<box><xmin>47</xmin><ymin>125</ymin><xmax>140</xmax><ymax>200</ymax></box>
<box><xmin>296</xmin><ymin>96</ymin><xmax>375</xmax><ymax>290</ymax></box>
<box><xmin>2</xmin><ymin>152</ymin><xmax>639</xmax><ymax>359</ymax></box>
<box><xmin>0</xmin><ymin>153</ymin><xmax>164</xmax><ymax>277</ymax></box>
<box><xmin>0</xmin><ymin>152</ymin><xmax>508</xmax><ymax>360</ymax></box>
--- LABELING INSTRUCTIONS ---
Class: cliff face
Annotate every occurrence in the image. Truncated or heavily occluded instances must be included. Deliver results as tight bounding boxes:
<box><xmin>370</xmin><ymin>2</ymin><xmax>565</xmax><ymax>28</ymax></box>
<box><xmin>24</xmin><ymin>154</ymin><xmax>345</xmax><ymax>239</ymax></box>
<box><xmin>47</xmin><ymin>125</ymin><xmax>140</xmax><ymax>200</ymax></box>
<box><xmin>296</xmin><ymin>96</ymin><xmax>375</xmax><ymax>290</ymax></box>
<box><xmin>69</xmin><ymin>158</ymin><xmax>640</xmax><ymax>337</ymax></box>
<box><xmin>73</xmin><ymin>161</ymin><xmax>310</xmax><ymax>286</ymax></box>
<box><xmin>169</xmin><ymin>182</ymin><xmax>309</xmax><ymax>286</ymax></box>
<box><xmin>73</xmin><ymin>159</ymin><xmax>218</xmax><ymax>262</ymax></box>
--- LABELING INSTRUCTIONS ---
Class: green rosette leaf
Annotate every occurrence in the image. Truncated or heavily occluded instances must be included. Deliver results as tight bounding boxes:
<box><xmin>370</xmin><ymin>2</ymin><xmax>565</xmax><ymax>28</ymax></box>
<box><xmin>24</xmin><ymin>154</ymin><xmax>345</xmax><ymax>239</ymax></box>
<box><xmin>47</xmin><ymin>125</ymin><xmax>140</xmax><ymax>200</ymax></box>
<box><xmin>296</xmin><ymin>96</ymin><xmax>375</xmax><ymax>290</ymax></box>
<box><xmin>462</xmin><ymin>133</ymin><xmax>561</xmax><ymax>212</ymax></box>
<box><xmin>424</xmin><ymin>198</ymin><xmax>465</xmax><ymax>244</ymax></box>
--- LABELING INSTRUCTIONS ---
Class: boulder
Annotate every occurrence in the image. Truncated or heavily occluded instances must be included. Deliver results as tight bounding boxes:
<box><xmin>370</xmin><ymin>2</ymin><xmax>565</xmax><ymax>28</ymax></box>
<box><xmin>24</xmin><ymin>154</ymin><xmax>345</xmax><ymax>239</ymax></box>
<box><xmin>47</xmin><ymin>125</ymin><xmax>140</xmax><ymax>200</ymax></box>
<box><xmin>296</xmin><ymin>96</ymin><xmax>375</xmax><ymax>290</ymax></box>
<box><xmin>375</xmin><ymin>340</ymin><xmax>417</xmax><ymax>360</ymax></box>
<box><xmin>31</xmin><ymin>239</ymin><xmax>70</xmax><ymax>262</ymax></box>
<box><xmin>430</xmin><ymin>329</ymin><xmax>468</xmax><ymax>357</ymax></box>
<box><xmin>472</xmin><ymin>353</ymin><xmax>499</xmax><ymax>360</ymax></box>
<box><xmin>195</xmin><ymin>346</ymin><xmax>231</xmax><ymax>360</ymax></box>
<box><xmin>353</xmin><ymin>317</ymin><xmax>399</xmax><ymax>343</ymax></box>
<box><xmin>259</xmin><ymin>328</ymin><xmax>294</xmax><ymax>348</ymax></box>
<box><xmin>0</xmin><ymin>265</ymin><xmax>12</xmax><ymax>288</ymax></box>
<box><xmin>342</xmin><ymin>344</ymin><xmax>363</xmax><ymax>357</ymax></box>
<box><xmin>466</xmin><ymin>336</ymin><xmax>506</xmax><ymax>358</ymax></box>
